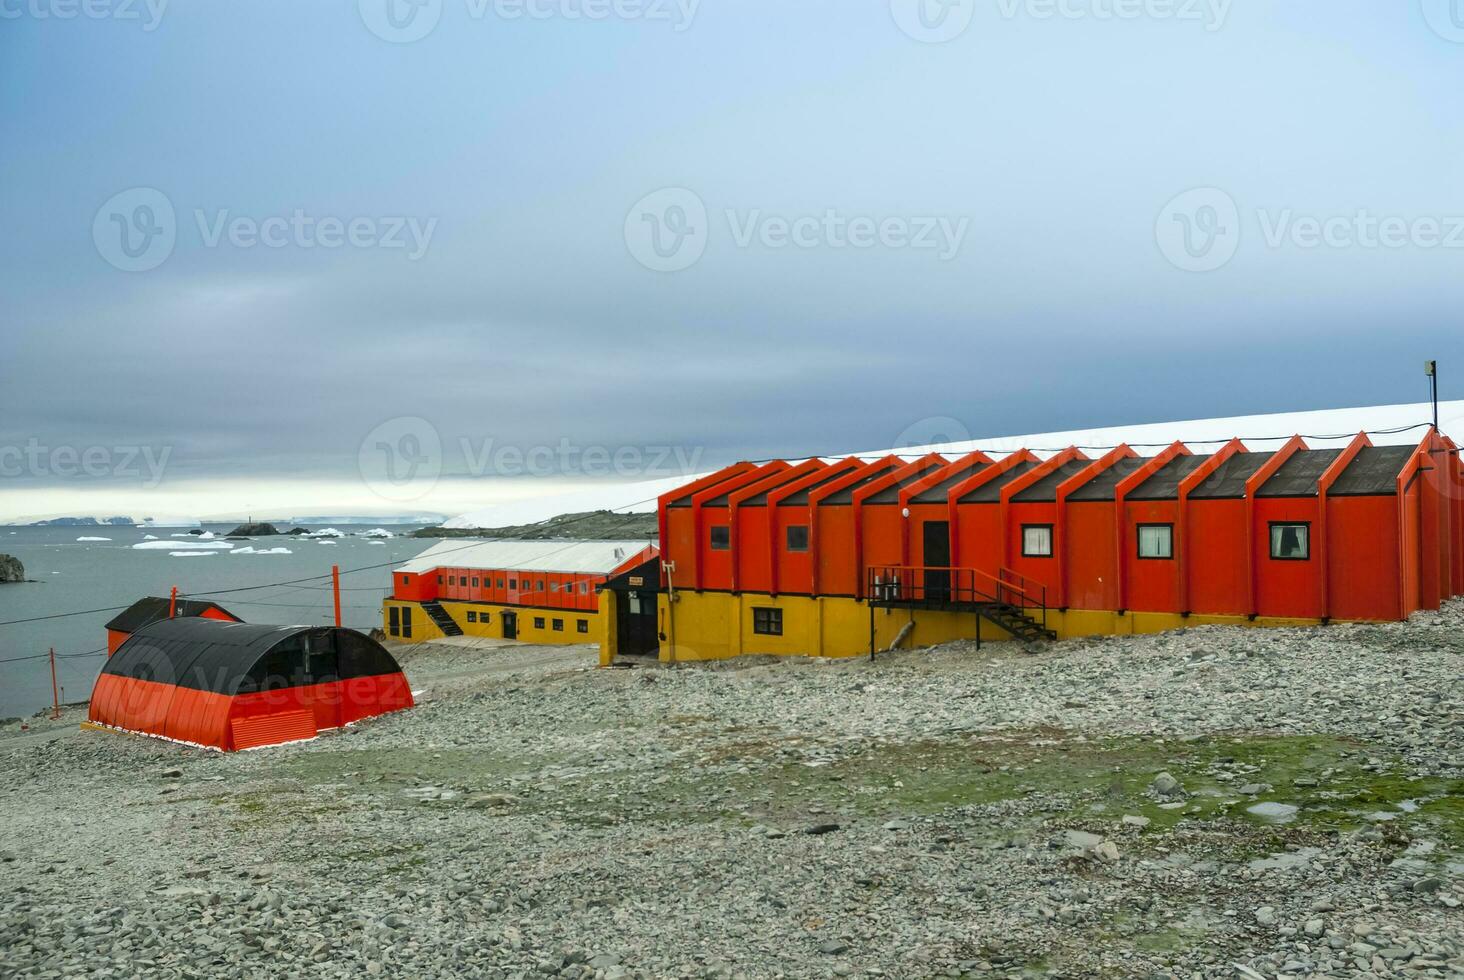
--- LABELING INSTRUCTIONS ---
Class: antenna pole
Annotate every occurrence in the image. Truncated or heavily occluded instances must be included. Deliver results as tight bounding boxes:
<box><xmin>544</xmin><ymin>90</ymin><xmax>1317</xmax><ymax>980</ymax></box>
<box><xmin>49</xmin><ymin>648</ymin><xmax>60</xmax><ymax>720</ymax></box>
<box><xmin>332</xmin><ymin>565</ymin><xmax>342</xmax><ymax>627</ymax></box>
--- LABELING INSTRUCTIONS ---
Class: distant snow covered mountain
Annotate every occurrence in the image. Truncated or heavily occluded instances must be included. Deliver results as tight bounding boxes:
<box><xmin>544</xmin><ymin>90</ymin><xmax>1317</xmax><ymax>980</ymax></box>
<box><xmin>442</xmin><ymin>399</ymin><xmax>1464</xmax><ymax>530</ymax></box>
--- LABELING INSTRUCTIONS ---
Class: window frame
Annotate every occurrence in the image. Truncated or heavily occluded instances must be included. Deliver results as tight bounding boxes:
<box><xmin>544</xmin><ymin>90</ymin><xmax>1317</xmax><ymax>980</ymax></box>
<box><xmin>709</xmin><ymin>525</ymin><xmax>731</xmax><ymax>551</ymax></box>
<box><xmin>1136</xmin><ymin>523</ymin><xmax>1175</xmax><ymax>561</ymax></box>
<box><xmin>1268</xmin><ymin>521</ymin><xmax>1311</xmax><ymax>561</ymax></box>
<box><xmin>576</xmin><ymin>619</ymin><xmax>589</xmax><ymax>634</ymax></box>
<box><xmin>552</xmin><ymin>618</ymin><xmax>564</xmax><ymax>632</ymax></box>
<box><xmin>785</xmin><ymin>525</ymin><xmax>810</xmax><ymax>553</ymax></box>
<box><xmin>752</xmin><ymin>607</ymin><xmax>783</xmax><ymax>636</ymax></box>
<box><xmin>1020</xmin><ymin>523</ymin><xmax>1054</xmax><ymax>558</ymax></box>
<box><xmin>534</xmin><ymin>616</ymin><xmax>546</xmax><ymax>629</ymax></box>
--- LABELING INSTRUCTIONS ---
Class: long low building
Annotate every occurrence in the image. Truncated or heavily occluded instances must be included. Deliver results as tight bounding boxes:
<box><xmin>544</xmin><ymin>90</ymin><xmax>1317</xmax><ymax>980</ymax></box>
<box><xmin>384</xmin><ymin>539</ymin><xmax>659</xmax><ymax>650</ymax></box>
<box><xmin>632</xmin><ymin>429</ymin><xmax>1462</xmax><ymax>662</ymax></box>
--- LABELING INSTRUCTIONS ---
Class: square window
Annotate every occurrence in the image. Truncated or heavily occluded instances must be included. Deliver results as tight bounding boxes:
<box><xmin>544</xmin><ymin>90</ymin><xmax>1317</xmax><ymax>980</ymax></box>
<box><xmin>1021</xmin><ymin>525</ymin><xmax>1053</xmax><ymax>558</ymax></box>
<box><xmin>577</xmin><ymin>619</ymin><xmax>589</xmax><ymax>634</ymax></box>
<box><xmin>710</xmin><ymin>525</ymin><xmax>730</xmax><ymax>550</ymax></box>
<box><xmin>552</xmin><ymin>618</ymin><xmax>563</xmax><ymax>631</ymax></box>
<box><xmin>1270</xmin><ymin>523</ymin><xmax>1310</xmax><ymax>560</ymax></box>
<box><xmin>534</xmin><ymin>617</ymin><xmax>546</xmax><ymax>629</ymax></box>
<box><xmin>752</xmin><ymin>607</ymin><xmax>783</xmax><ymax>636</ymax></box>
<box><xmin>550</xmin><ymin>582</ymin><xmax>559</xmax><ymax>592</ymax></box>
<box><xmin>497</xmin><ymin>578</ymin><xmax>505</xmax><ymax>588</ymax></box>
<box><xmin>466</xmin><ymin>611</ymin><xmax>478</xmax><ymax>623</ymax></box>
<box><xmin>509</xmin><ymin>578</ymin><xmax>517</xmax><ymax>590</ymax></box>
<box><xmin>580</xmin><ymin>582</ymin><xmax>589</xmax><ymax>594</ymax></box>
<box><xmin>786</xmin><ymin>525</ymin><xmax>809</xmax><ymax>552</ymax></box>
<box><xmin>472</xmin><ymin>577</ymin><xmax>480</xmax><ymax>588</ymax></box>
<box><xmin>537</xmin><ymin>580</ymin><xmax>545</xmax><ymax>591</ymax></box>
<box><xmin>437</xmin><ymin>575</ymin><xmax>443</xmax><ymax>585</ymax></box>
<box><xmin>1137</xmin><ymin>524</ymin><xmax>1173</xmax><ymax>560</ymax></box>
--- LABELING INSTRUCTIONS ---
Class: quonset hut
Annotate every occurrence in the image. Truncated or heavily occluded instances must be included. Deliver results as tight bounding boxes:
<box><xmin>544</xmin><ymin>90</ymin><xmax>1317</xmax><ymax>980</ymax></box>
<box><xmin>87</xmin><ymin>619</ymin><xmax>413</xmax><ymax>750</ymax></box>
<box><xmin>635</xmin><ymin>429</ymin><xmax>1463</xmax><ymax>662</ymax></box>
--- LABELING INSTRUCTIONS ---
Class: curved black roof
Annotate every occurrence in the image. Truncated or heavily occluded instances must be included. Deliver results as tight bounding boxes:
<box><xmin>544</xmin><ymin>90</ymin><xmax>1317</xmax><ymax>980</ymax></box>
<box><xmin>102</xmin><ymin>618</ymin><xmax>403</xmax><ymax>696</ymax></box>
<box><xmin>105</xmin><ymin>597</ymin><xmax>238</xmax><ymax>633</ymax></box>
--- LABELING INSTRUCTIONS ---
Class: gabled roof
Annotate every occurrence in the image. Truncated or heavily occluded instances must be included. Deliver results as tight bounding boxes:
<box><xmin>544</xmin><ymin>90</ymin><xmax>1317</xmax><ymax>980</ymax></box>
<box><xmin>910</xmin><ymin>464</ymin><xmax>993</xmax><ymax>504</ymax></box>
<box><xmin>1187</xmin><ymin>451</ymin><xmax>1274</xmax><ymax>499</ymax></box>
<box><xmin>1127</xmin><ymin>454</ymin><xmax>1210</xmax><ymax>501</ymax></box>
<box><xmin>1327</xmin><ymin>445</ymin><xmax>1416</xmax><ymax>496</ymax></box>
<box><xmin>396</xmin><ymin>539</ymin><xmax>652</xmax><ymax>576</ymax></box>
<box><xmin>105</xmin><ymin>597</ymin><xmax>240</xmax><ymax>634</ymax></box>
<box><xmin>1010</xmin><ymin>458</ymin><xmax>1092</xmax><ymax>503</ymax></box>
<box><xmin>1065</xmin><ymin>456</ymin><xmax>1147</xmax><ymax>501</ymax></box>
<box><xmin>1256</xmin><ymin>449</ymin><xmax>1345</xmax><ymax>498</ymax></box>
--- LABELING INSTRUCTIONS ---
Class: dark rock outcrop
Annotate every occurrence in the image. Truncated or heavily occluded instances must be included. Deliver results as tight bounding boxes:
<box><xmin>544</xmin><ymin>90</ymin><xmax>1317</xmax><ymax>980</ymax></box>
<box><xmin>226</xmin><ymin>522</ymin><xmax>282</xmax><ymax>537</ymax></box>
<box><xmin>0</xmin><ymin>554</ymin><xmax>24</xmax><ymax>583</ymax></box>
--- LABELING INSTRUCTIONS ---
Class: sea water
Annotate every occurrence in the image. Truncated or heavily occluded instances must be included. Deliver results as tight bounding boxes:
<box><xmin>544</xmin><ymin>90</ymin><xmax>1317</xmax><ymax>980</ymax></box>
<box><xmin>0</xmin><ymin>524</ymin><xmax>432</xmax><ymax>719</ymax></box>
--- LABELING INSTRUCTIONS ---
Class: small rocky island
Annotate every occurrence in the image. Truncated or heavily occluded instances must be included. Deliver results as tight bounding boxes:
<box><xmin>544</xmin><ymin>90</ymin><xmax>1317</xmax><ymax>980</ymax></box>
<box><xmin>225</xmin><ymin>522</ymin><xmax>282</xmax><ymax>537</ymax></box>
<box><xmin>0</xmin><ymin>554</ymin><xmax>24</xmax><ymax>583</ymax></box>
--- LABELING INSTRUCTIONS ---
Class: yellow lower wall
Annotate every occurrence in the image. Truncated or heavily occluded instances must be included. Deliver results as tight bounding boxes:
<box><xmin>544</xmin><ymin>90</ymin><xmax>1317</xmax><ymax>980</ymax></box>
<box><xmin>383</xmin><ymin>600</ymin><xmax>601</xmax><ymax>646</ymax></box>
<box><xmin>632</xmin><ymin>591</ymin><xmax>1327</xmax><ymax>663</ymax></box>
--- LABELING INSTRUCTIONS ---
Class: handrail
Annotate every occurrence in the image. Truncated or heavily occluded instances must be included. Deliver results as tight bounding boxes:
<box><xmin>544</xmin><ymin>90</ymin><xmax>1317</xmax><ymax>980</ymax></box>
<box><xmin>865</xmin><ymin>565</ymin><xmax>1048</xmax><ymax>615</ymax></box>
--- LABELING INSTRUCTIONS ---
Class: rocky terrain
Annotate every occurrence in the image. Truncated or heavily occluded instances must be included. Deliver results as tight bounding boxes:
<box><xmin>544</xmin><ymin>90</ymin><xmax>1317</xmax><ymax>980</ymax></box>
<box><xmin>0</xmin><ymin>606</ymin><xmax>1460</xmax><ymax>979</ymax></box>
<box><xmin>414</xmin><ymin>510</ymin><xmax>658</xmax><ymax>541</ymax></box>
<box><xmin>0</xmin><ymin>553</ymin><xmax>24</xmax><ymax>583</ymax></box>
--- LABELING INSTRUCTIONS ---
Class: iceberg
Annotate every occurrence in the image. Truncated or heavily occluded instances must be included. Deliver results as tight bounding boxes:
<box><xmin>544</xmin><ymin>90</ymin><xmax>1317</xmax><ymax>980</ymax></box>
<box><xmin>77</xmin><ymin>536</ymin><xmax>112</xmax><ymax>542</ymax></box>
<box><xmin>169</xmin><ymin>551</ymin><xmax>216</xmax><ymax>558</ymax></box>
<box><xmin>305</xmin><ymin>528</ymin><xmax>346</xmax><ymax>538</ymax></box>
<box><xmin>134</xmin><ymin>540</ymin><xmax>233</xmax><ymax>551</ymax></box>
<box><xmin>360</xmin><ymin>528</ymin><xmax>395</xmax><ymax>538</ymax></box>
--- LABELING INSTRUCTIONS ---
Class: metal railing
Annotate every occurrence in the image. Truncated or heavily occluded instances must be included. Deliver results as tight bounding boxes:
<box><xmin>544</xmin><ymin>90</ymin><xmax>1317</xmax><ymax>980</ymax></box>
<box><xmin>865</xmin><ymin>565</ymin><xmax>1048</xmax><ymax>629</ymax></box>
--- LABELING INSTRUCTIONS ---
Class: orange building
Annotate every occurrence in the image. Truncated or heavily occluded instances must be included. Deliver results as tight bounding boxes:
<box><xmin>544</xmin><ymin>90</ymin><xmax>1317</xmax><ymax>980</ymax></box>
<box><xmin>638</xmin><ymin>430</ymin><xmax>1462</xmax><ymax>662</ymax></box>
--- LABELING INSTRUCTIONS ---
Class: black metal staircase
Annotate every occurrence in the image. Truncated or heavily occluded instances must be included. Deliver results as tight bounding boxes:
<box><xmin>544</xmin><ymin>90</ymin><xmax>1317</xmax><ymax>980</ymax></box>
<box><xmin>420</xmin><ymin>601</ymin><xmax>463</xmax><ymax>637</ymax></box>
<box><xmin>865</xmin><ymin>565</ymin><xmax>1057</xmax><ymax>658</ymax></box>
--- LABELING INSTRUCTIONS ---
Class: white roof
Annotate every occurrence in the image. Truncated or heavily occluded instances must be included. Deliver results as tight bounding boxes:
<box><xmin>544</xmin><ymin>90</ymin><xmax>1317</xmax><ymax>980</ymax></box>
<box><xmin>443</xmin><ymin>399</ymin><xmax>1463</xmax><ymax>528</ymax></box>
<box><xmin>396</xmin><ymin>539</ymin><xmax>650</xmax><ymax>576</ymax></box>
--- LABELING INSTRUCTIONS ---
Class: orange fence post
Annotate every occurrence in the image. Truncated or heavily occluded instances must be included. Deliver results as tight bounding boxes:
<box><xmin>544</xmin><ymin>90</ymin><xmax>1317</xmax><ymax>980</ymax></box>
<box><xmin>332</xmin><ymin>565</ymin><xmax>342</xmax><ymax>628</ymax></box>
<box><xmin>169</xmin><ymin>586</ymin><xmax>177</xmax><ymax>619</ymax></box>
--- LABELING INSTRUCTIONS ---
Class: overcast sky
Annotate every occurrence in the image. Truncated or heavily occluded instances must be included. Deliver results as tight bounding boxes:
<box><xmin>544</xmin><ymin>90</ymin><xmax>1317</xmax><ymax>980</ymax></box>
<box><xmin>1</xmin><ymin>1</ymin><xmax>1461</xmax><ymax>521</ymax></box>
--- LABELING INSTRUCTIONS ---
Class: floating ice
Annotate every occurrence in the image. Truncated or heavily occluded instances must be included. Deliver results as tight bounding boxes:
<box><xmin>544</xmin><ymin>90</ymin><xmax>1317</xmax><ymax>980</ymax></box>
<box><xmin>134</xmin><ymin>540</ymin><xmax>233</xmax><ymax>551</ymax></box>
<box><xmin>169</xmin><ymin>551</ymin><xmax>216</xmax><ymax>558</ymax></box>
<box><xmin>76</xmin><ymin>536</ymin><xmax>111</xmax><ymax>542</ymax></box>
<box><xmin>306</xmin><ymin>528</ymin><xmax>346</xmax><ymax>538</ymax></box>
<box><xmin>360</xmin><ymin>528</ymin><xmax>395</xmax><ymax>538</ymax></box>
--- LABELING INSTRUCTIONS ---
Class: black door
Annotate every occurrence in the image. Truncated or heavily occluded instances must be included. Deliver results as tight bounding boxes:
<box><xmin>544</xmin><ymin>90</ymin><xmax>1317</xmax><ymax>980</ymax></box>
<box><xmin>388</xmin><ymin>606</ymin><xmax>400</xmax><ymax>637</ymax></box>
<box><xmin>616</xmin><ymin>589</ymin><xmax>659</xmax><ymax>657</ymax></box>
<box><xmin>923</xmin><ymin>520</ymin><xmax>951</xmax><ymax>601</ymax></box>
<box><xmin>502</xmin><ymin>611</ymin><xmax>517</xmax><ymax>640</ymax></box>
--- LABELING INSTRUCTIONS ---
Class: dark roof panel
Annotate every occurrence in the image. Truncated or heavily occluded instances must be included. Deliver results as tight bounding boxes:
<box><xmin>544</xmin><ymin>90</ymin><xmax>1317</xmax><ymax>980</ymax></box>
<box><xmin>778</xmin><ymin>466</ymin><xmax>859</xmax><ymax>506</ymax></box>
<box><xmin>865</xmin><ymin>464</ymin><xmax>949</xmax><ymax>504</ymax></box>
<box><xmin>1010</xmin><ymin>459</ymin><xmax>1093</xmax><ymax>503</ymax></box>
<box><xmin>1127</xmin><ymin>454</ymin><xmax>1211</xmax><ymax>501</ymax></box>
<box><xmin>911</xmin><ymin>462</ymin><xmax>992</xmax><ymax>504</ymax></box>
<box><xmin>1328</xmin><ymin>445</ymin><xmax>1416</xmax><ymax>496</ymax></box>
<box><xmin>1256</xmin><ymin>448</ymin><xmax>1344</xmax><ymax>498</ymax></box>
<box><xmin>1066</xmin><ymin>456</ymin><xmax>1147</xmax><ymax>501</ymax></box>
<box><xmin>102</xmin><ymin>619</ymin><xmax>402</xmax><ymax>695</ymax></box>
<box><xmin>957</xmin><ymin>460</ymin><xmax>1037</xmax><ymax>503</ymax></box>
<box><xmin>105</xmin><ymin>597</ymin><xmax>238</xmax><ymax>634</ymax></box>
<box><xmin>1187</xmin><ymin>451</ymin><xmax>1274</xmax><ymax>500</ymax></box>
<box><xmin>820</xmin><ymin>464</ymin><xmax>900</xmax><ymax>504</ymax></box>
<box><xmin>739</xmin><ymin>467</ymin><xmax>815</xmax><ymax>506</ymax></box>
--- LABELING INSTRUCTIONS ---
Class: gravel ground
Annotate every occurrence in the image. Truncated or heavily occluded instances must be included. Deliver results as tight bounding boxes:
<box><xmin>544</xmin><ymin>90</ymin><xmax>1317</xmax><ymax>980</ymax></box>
<box><xmin>1</xmin><ymin>603</ymin><xmax>1461</xmax><ymax>979</ymax></box>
